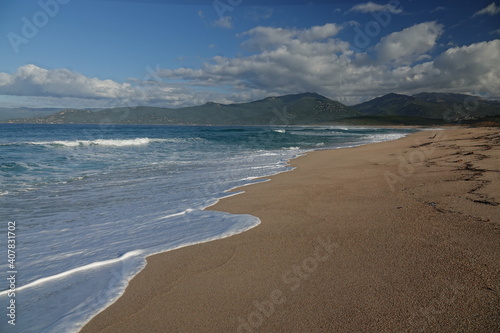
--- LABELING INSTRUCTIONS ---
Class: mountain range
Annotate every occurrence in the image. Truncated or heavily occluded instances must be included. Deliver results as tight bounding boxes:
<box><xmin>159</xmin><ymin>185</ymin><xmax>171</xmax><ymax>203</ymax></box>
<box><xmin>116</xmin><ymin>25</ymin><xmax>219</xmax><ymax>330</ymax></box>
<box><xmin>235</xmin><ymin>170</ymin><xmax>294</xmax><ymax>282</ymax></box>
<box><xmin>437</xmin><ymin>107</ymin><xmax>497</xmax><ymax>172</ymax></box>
<box><xmin>3</xmin><ymin>92</ymin><xmax>500</xmax><ymax>126</ymax></box>
<box><xmin>0</xmin><ymin>107</ymin><xmax>68</xmax><ymax>121</ymax></box>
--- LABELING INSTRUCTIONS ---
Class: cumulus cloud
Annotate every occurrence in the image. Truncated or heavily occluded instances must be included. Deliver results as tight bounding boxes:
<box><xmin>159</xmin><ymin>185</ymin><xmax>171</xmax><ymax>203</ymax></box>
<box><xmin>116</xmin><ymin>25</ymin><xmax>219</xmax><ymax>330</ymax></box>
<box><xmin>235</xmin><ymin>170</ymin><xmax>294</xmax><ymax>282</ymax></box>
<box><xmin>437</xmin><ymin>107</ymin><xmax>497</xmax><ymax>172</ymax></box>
<box><xmin>0</xmin><ymin>65</ymin><xmax>227</xmax><ymax>108</ymax></box>
<box><xmin>2</xmin><ymin>24</ymin><xmax>499</xmax><ymax>108</ymax></box>
<box><xmin>213</xmin><ymin>16</ymin><xmax>233</xmax><ymax>29</ymax></box>
<box><xmin>375</xmin><ymin>21</ymin><xmax>444</xmax><ymax>65</ymax></box>
<box><xmin>158</xmin><ymin>23</ymin><xmax>351</xmax><ymax>100</ymax></box>
<box><xmin>473</xmin><ymin>2</ymin><xmax>500</xmax><ymax>16</ymax></box>
<box><xmin>0</xmin><ymin>72</ymin><xmax>13</xmax><ymax>87</ymax></box>
<box><xmin>240</xmin><ymin>23</ymin><xmax>342</xmax><ymax>51</ymax></box>
<box><xmin>431</xmin><ymin>40</ymin><xmax>500</xmax><ymax>92</ymax></box>
<box><xmin>0</xmin><ymin>65</ymin><xmax>136</xmax><ymax>99</ymax></box>
<box><xmin>157</xmin><ymin>22</ymin><xmax>499</xmax><ymax>103</ymax></box>
<box><xmin>364</xmin><ymin>40</ymin><xmax>500</xmax><ymax>97</ymax></box>
<box><xmin>349</xmin><ymin>1</ymin><xmax>403</xmax><ymax>14</ymax></box>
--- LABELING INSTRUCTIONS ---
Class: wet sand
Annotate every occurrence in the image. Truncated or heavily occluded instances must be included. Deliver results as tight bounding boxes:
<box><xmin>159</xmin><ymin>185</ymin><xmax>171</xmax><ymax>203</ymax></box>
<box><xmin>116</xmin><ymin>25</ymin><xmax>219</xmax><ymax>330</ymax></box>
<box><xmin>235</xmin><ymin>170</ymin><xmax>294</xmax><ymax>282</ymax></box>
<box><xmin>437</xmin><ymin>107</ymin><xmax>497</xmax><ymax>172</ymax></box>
<box><xmin>81</xmin><ymin>127</ymin><xmax>499</xmax><ymax>332</ymax></box>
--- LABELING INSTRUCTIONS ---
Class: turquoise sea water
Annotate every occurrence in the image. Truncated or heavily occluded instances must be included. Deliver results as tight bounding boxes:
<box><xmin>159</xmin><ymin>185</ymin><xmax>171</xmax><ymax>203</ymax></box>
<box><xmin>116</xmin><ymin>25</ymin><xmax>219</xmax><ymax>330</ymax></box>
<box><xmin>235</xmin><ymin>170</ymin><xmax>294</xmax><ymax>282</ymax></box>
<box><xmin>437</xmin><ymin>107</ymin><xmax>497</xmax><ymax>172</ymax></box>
<box><xmin>0</xmin><ymin>124</ymin><xmax>417</xmax><ymax>332</ymax></box>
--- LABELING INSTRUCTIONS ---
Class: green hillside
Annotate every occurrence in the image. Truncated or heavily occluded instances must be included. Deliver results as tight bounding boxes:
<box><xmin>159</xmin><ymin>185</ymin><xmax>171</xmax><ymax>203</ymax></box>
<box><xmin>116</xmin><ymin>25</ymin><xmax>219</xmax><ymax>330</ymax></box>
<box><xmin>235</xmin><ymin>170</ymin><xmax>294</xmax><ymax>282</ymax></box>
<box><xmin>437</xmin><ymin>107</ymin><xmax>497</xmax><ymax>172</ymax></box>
<box><xmin>353</xmin><ymin>92</ymin><xmax>500</xmax><ymax>121</ymax></box>
<box><xmin>6</xmin><ymin>93</ymin><xmax>359</xmax><ymax>125</ymax></box>
<box><xmin>4</xmin><ymin>92</ymin><xmax>499</xmax><ymax>126</ymax></box>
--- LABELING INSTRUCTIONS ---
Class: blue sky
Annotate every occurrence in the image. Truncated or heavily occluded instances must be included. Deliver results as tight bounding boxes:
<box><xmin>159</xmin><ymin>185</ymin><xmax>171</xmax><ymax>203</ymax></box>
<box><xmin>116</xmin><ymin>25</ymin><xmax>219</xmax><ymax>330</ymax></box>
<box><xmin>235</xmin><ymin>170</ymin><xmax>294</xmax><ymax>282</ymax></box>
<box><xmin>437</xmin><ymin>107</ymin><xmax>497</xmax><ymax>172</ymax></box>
<box><xmin>0</xmin><ymin>0</ymin><xmax>499</xmax><ymax>108</ymax></box>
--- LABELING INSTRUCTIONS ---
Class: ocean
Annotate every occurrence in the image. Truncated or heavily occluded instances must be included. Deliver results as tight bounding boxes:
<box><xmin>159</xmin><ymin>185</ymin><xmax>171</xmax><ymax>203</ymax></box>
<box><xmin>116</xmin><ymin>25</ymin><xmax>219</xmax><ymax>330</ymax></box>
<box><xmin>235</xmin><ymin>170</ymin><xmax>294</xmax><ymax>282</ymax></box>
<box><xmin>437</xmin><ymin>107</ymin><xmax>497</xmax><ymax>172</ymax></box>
<box><xmin>0</xmin><ymin>124</ymin><xmax>417</xmax><ymax>332</ymax></box>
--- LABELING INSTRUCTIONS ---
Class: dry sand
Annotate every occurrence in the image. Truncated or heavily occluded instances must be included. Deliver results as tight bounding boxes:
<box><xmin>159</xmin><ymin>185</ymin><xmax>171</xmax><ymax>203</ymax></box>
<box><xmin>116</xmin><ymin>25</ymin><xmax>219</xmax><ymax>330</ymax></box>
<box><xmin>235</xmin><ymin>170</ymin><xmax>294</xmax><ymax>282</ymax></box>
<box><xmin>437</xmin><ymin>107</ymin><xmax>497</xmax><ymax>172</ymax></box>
<box><xmin>81</xmin><ymin>127</ymin><xmax>499</xmax><ymax>333</ymax></box>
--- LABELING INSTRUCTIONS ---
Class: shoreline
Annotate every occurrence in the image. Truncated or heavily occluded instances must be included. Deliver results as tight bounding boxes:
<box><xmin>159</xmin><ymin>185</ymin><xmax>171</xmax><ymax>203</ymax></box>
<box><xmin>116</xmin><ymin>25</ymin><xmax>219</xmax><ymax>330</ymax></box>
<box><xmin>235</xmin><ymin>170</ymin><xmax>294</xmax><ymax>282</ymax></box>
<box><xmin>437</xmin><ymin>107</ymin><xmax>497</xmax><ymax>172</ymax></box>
<box><xmin>80</xmin><ymin>127</ymin><xmax>499</xmax><ymax>332</ymax></box>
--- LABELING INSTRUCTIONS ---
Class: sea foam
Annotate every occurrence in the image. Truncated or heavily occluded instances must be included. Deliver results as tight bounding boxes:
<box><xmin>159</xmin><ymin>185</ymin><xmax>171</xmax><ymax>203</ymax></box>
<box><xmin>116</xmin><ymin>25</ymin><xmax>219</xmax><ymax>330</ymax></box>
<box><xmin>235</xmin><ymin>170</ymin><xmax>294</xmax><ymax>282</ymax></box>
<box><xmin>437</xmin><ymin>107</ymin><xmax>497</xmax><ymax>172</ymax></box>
<box><xmin>0</xmin><ymin>124</ymin><xmax>418</xmax><ymax>332</ymax></box>
<box><xmin>29</xmin><ymin>138</ymin><xmax>155</xmax><ymax>147</ymax></box>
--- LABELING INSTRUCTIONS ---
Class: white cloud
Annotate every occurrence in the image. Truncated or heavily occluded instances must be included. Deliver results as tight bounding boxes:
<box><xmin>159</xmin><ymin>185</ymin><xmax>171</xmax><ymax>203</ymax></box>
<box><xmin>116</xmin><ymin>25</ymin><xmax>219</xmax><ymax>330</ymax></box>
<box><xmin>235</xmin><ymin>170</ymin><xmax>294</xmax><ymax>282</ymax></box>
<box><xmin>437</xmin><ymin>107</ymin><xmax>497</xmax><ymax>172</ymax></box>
<box><xmin>212</xmin><ymin>16</ymin><xmax>233</xmax><ymax>29</ymax></box>
<box><xmin>349</xmin><ymin>1</ymin><xmax>403</xmax><ymax>14</ymax></box>
<box><xmin>2</xmin><ymin>25</ymin><xmax>500</xmax><ymax>109</ymax></box>
<box><xmin>0</xmin><ymin>65</ymin><xmax>136</xmax><ymax>99</ymax></box>
<box><xmin>245</xmin><ymin>7</ymin><xmax>273</xmax><ymax>21</ymax></box>
<box><xmin>300</xmin><ymin>23</ymin><xmax>343</xmax><ymax>41</ymax></box>
<box><xmin>0</xmin><ymin>65</ymin><xmax>228</xmax><ymax>108</ymax></box>
<box><xmin>430</xmin><ymin>40</ymin><xmax>500</xmax><ymax>92</ymax></box>
<box><xmin>240</xmin><ymin>23</ymin><xmax>342</xmax><ymax>52</ymax></box>
<box><xmin>473</xmin><ymin>2</ymin><xmax>500</xmax><ymax>16</ymax></box>
<box><xmin>157</xmin><ymin>24</ymin><xmax>500</xmax><ymax>103</ymax></box>
<box><xmin>431</xmin><ymin>6</ymin><xmax>446</xmax><ymax>13</ymax></box>
<box><xmin>0</xmin><ymin>72</ymin><xmax>13</xmax><ymax>87</ymax></box>
<box><xmin>375</xmin><ymin>22</ymin><xmax>444</xmax><ymax>65</ymax></box>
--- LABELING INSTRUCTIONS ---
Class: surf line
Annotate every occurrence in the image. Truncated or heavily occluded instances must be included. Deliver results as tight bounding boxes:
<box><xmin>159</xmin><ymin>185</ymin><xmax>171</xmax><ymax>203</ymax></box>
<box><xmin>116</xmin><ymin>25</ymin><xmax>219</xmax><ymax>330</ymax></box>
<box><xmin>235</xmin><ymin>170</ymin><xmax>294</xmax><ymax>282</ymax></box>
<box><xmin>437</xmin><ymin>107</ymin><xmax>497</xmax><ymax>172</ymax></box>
<box><xmin>0</xmin><ymin>250</ymin><xmax>144</xmax><ymax>296</ymax></box>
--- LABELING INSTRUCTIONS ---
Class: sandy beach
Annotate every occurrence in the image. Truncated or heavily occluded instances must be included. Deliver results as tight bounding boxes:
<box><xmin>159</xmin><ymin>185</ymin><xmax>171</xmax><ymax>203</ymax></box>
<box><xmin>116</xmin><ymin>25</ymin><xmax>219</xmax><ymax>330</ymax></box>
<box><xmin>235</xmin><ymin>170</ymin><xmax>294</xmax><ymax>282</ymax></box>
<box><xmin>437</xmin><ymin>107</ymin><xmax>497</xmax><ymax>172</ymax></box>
<box><xmin>80</xmin><ymin>127</ymin><xmax>499</xmax><ymax>333</ymax></box>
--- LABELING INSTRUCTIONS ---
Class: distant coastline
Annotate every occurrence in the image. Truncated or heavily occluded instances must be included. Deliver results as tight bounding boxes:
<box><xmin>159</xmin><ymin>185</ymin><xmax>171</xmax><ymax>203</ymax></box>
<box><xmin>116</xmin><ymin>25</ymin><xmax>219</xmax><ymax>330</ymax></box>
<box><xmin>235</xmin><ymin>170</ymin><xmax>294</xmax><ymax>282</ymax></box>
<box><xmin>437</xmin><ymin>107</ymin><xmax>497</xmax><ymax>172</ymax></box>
<box><xmin>2</xmin><ymin>92</ymin><xmax>500</xmax><ymax>126</ymax></box>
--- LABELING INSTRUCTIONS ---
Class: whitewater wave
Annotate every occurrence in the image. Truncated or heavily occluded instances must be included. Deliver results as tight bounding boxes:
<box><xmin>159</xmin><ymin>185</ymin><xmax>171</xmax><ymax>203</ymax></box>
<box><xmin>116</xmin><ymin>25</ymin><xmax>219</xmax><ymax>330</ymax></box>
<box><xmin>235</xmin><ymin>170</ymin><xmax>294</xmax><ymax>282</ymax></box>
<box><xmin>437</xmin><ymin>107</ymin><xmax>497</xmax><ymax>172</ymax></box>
<box><xmin>9</xmin><ymin>137</ymin><xmax>205</xmax><ymax>148</ymax></box>
<box><xmin>288</xmin><ymin>130</ymin><xmax>357</xmax><ymax>137</ymax></box>
<box><xmin>0</xmin><ymin>250</ymin><xmax>145</xmax><ymax>295</ymax></box>
<box><xmin>363</xmin><ymin>133</ymin><xmax>407</xmax><ymax>143</ymax></box>
<box><xmin>28</xmin><ymin>138</ymin><xmax>157</xmax><ymax>147</ymax></box>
